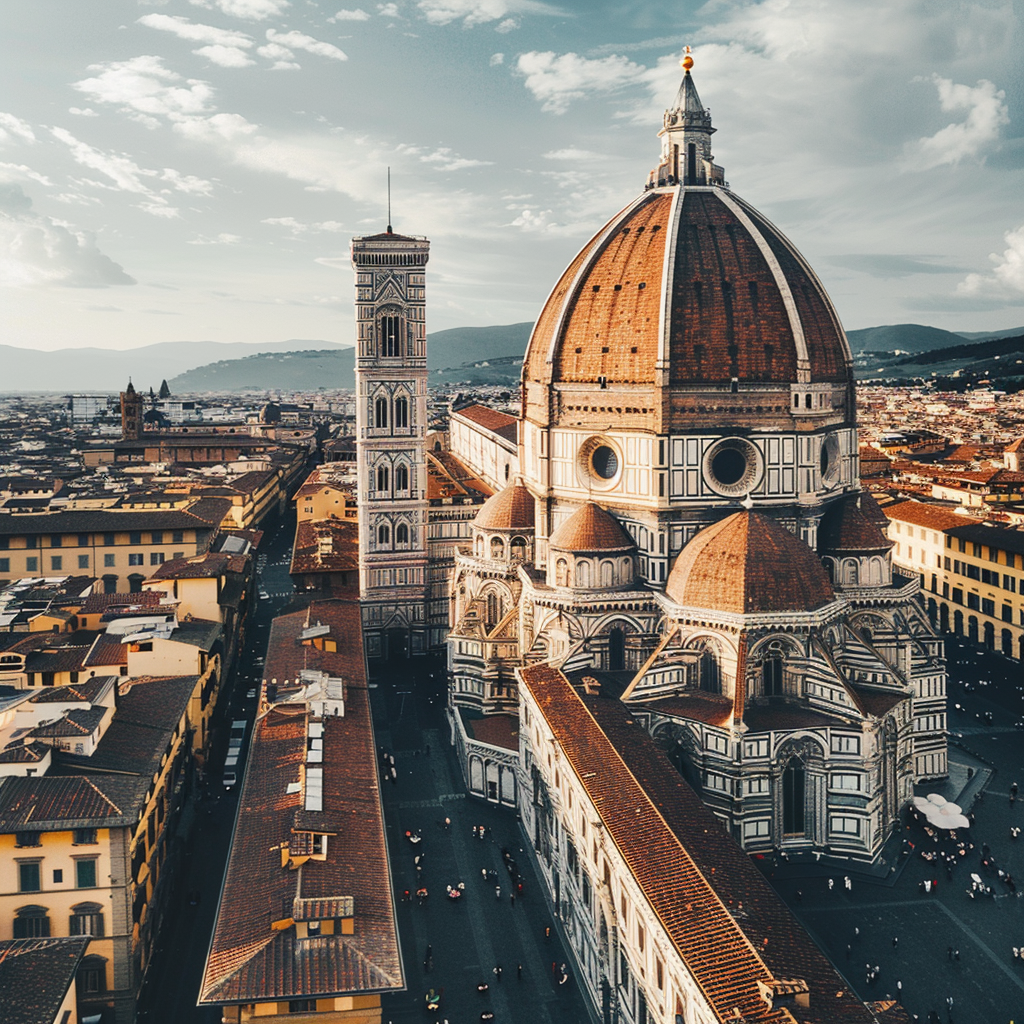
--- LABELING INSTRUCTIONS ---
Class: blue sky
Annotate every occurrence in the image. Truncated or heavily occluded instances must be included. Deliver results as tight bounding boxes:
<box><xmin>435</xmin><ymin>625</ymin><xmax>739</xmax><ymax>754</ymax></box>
<box><xmin>1</xmin><ymin>0</ymin><xmax>1022</xmax><ymax>351</ymax></box>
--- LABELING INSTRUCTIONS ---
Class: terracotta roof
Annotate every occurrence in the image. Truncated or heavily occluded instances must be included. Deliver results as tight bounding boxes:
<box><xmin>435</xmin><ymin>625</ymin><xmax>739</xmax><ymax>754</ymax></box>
<box><xmin>148</xmin><ymin>551</ymin><xmax>247</xmax><ymax>580</ymax></box>
<box><xmin>200</xmin><ymin>600</ymin><xmax>403</xmax><ymax>1005</ymax></box>
<box><xmin>549</xmin><ymin>502</ymin><xmax>635</xmax><ymax>553</ymax></box>
<box><xmin>818</xmin><ymin>493</ymin><xmax>893</xmax><ymax>554</ymax></box>
<box><xmin>519</xmin><ymin>664</ymin><xmax>874</xmax><ymax>1024</ymax></box>
<box><xmin>667</xmin><ymin>512</ymin><xmax>835</xmax><ymax>614</ymax></box>
<box><xmin>848</xmin><ymin>686</ymin><xmax>908</xmax><ymax>719</ymax></box>
<box><xmin>523</xmin><ymin>187</ymin><xmax>851</xmax><ymax>396</ymax></box>
<box><xmin>454</xmin><ymin>403</ymin><xmax>518</xmax><ymax>437</ymax></box>
<box><xmin>473</xmin><ymin>482</ymin><xmax>535</xmax><ymax>532</ymax></box>
<box><xmin>882</xmin><ymin>501</ymin><xmax>967</xmax><ymax>531</ymax></box>
<box><xmin>0</xmin><ymin>499</ymin><xmax>230</xmax><ymax>536</ymax></box>
<box><xmin>0</xmin><ymin>774</ymin><xmax>139</xmax><ymax>831</ymax></box>
<box><xmin>290</xmin><ymin>518</ymin><xmax>359</xmax><ymax>576</ymax></box>
<box><xmin>79</xmin><ymin>591</ymin><xmax>163</xmax><ymax>615</ymax></box>
<box><xmin>633</xmin><ymin>690</ymin><xmax>733</xmax><ymax>727</ymax></box>
<box><xmin>0</xmin><ymin>938</ymin><xmax>91</xmax><ymax>1024</ymax></box>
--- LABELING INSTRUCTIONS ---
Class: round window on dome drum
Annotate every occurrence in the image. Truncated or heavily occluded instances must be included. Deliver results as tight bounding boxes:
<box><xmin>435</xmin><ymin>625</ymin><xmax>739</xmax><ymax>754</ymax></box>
<box><xmin>577</xmin><ymin>436</ymin><xmax>623</xmax><ymax>490</ymax></box>
<box><xmin>591</xmin><ymin>446</ymin><xmax>619</xmax><ymax>479</ymax></box>
<box><xmin>703</xmin><ymin>438</ymin><xmax>763</xmax><ymax>497</ymax></box>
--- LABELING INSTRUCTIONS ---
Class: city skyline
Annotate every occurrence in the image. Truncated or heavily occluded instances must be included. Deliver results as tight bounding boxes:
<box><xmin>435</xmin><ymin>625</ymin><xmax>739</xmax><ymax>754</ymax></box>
<box><xmin>1</xmin><ymin>0</ymin><xmax>1023</xmax><ymax>352</ymax></box>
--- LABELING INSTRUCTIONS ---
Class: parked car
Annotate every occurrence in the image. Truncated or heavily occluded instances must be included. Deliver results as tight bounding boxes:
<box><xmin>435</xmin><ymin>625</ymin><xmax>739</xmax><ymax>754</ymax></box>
<box><xmin>223</xmin><ymin>771</ymin><xmax>237</xmax><ymax>789</ymax></box>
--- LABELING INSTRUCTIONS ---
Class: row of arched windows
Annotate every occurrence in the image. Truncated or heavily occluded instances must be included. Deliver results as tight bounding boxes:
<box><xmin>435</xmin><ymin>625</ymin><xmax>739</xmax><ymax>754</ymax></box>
<box><xmin>375</xmin><ymin>463</ymin><xmax>410</xmax><ymax>494</ymax></box>
<box><xmin>376</xmin><ymin>522</ymin><xmax>411</xmax><ymax>549</ymax></box>
<box><xmin>373</xmin><ymin>394</ymin><xmax>410</xmax><ymax>430</ymax></box>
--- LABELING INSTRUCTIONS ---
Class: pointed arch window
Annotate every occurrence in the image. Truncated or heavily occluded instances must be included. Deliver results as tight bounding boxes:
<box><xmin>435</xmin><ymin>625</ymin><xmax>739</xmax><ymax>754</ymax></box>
<box><xmin>762</xmin><ymin>656</ymin><xmax>783</xmax><ymax>697</ymax></box>
<box><xmin>782</xmin><ymin>758</ymin><xmax>806</xmax><ymax>835</ymax></box>
<box><xmin>485</xmin><ymin>591</ymin><xmax>501</xmax><ymax>629</ymax></box>
<box><xmin>395</xmin><ymin>523</ymin><xmax>409</xmax><ymax>548</ymax></box>
<box><xmin>394</xmin><ymin>396</ymin><xmax>409</xmax><ymax>429</ymax></box>
<box><xmin>374</xmin><ymin>396</ymin><xmax>388</xmax><ymax>429</ymax></box>
<box><xmin>395</xmin><ymin>463</ymin><xmax>409</xmax><ymax>493</ymax></box>
<box><xmin>377</xmin><ymin>524</ymin><xmax>390</xmax><ymax>546</ymax></box>
<box><xmin>376</xmin><ymin>465</ymin><xmax>390</xmax><ymax>493</ymax></box>
<box><xmin>380</xmin><ymin>315</ymin><xmax>402</xmax><ymax>357</ymax></box>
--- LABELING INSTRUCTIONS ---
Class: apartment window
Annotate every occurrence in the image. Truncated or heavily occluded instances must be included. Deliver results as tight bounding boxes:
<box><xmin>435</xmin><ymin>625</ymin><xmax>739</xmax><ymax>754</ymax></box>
<box><xmin>982</xmin><ymin>598</ymin><xmax>995</xmax><ymax>617</ymax></box>
<box><xmin>0</xmin><ymin>558</ymin><xmax>9</xmax><ymax>573</ymax></box>
<box><xmin>15</xmin><ymin>831</ymin><xmax>41</xmax><ymax>848</ymax></box>
<box><xmin>1003</xmin><ymin>605</ymin><xmax>1013</xmax><ymax>623</ymax></box>
<box><xmin>288</xmin><ymin>1001</ymin><xmax>316</xmax><ymax>1013</ymax></box>
<box><xmin>78</xmin><ymin>957</ymin><xmax>106</xmax><ymax>995</ymax></box>
<box><xmin>128</xmin><ymin>553</ymin><xmax>144</xmax><ymax>566</ymax></box>
<box><xmin>52</xmin><ymin>870</ymin><xmax>63</xmax><ymax>884</ymax></box>
<box><xmin>129</xmin><ymin>531</ymin><xmax>142</xmax><ymax>545</ymax></box>
<box><xmin>69</xmin><ymin>903</ymin><xmax>105</xmax><ymax>936</ymax></box>
<box><xmin>151</xmin><ymin>531</ymin><xmax>163</xmax><ymax>544</ymax></box>
<box><xmin>78</xmin><ymin>555</ymin><xmax>89</xmax><ymax>569</ymax></box>
<box><xmin>952</xmin><ymin>587</ymin><xmax>963</xmax><ymax>605</ymax></box>
<box><xmin>103</xmin><ymin>533</ymin><xmax>115</xmax><ymax>546</ymax></box>
<box><xmin>51</xmin><ymin>535</ymin><xmax>62</xmax><ymax>548</ymax></box>
<box><xmin>743</xmin><ymin>819</ymin><xmax>770</xmax><ymax>838</ymax></box>
<box><xmin>73</xmin><ymin>829</ymin><xmax>98</xmax><ymax>845</ymax></box>
<box><xmin>26</xmin><ymin>536</ymin><xmax>37</xmax><ymax>548</ymax></box>
<box><xmin>967</xmin><ymin>593</ymin><xmax>980</xmax><ymax>611</ymax></box>
<box><xmin>75</xmin><ymin>859</ymin><xmax>98</xmax><ymax>889</ymax></box>
<box><xmin>0</xmin><ymin>537</ymin><xmax>7</xmax><ymax>548</ymax></box>
<box><xmin>104</xmin><ymin>554</ymin><xmax>116</xmax><ymax>567</ymax></box>
<box><xmin>103</xmin><ymin>576</ymin><xmax>117</xmax><ymax>594</ymax></box>
<box><xmin>150</xmin><ymin>552</ymin><xmax>165</xmax><ymax>565</ymax></box>
<box><xmin>746</xmin><ymin>776</ymin><xmax>769</xmax><ymax>795</ymax></box>
<box><xmin>26</xmin><ymin>557</ymin><xmax>38</xmax><ymax>573</ymax></box>
<box><xmin>173</xmin><ymin>551</ymin><xmax>184</xmax><ymax>560</ymax></box>
<box><xmin>990</xmin><ymin>547</ymin><xmax>1000</xmax><ymax>563</ymax></box>
<box><xmin>18</xmin><ymin>862</ymin><xmax>42</xmax><ymax>892</ymax></box>
<box><xmin>50</xmin><ymin>556</ymin><xmax>63</xmax><ymax>571</ymax></box>
<box><xmin>13</xmin><ymin>906</ymin><xmax>50</xmax><ymax>938</ymax></box>
<box><xmin>78</xmin><ymin>534</ymin><xmax>89</xmax><ymax>547</ymax></box>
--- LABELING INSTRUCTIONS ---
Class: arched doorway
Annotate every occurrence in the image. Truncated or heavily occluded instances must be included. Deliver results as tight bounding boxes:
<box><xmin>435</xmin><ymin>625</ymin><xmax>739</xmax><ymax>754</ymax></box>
<box><xmin>968</xmin><ymin>616</ymin><xmax>978</xmax><ymax>643</ymax></box>
<box><xmin>608</xmin><ymin>627</ymin><xmax>625</xmax><ymax>671</ymax></box>
<box><xmin>953</xmin><ymin>610</ymin><xmax>963</xmax><ymax>635</ymax></box>
<box><xmin>782</xmin><ymin>758</ymin><xmax>806</xmax><ymax>836</ymax></box>
<box><xmin>384</xmin><ymin>627</ymin><xmax>409</xmax><ymax>662</ymax></box>
<box><xmin>939</xmin><ymin>603</ymin><xmax>950</xmax><ymax>632</ymax></box>
<box><xmin>983</xmin><ymin>621</ymin><xmax>994</xmax><ymax>649</ymax></box>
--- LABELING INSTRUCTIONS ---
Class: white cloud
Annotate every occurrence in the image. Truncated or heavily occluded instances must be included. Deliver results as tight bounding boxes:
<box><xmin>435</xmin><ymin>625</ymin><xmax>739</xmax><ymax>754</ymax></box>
<box><xmin>256</xmin><ymin>42</ymin><xmax>301</xmax><ymax>69</ymax></box>
<box><xmin>417</xmin><ymin>0</ymin><xmax>559</xmax><ymax>28</ymax></box>
<box><xmin>906</xmin><ymin>75</ymin><xmax>1009</xmax><ymax>170</ymax></box>
<box><xmin>195</xmin><ymin>44</ymin><xmax>257</xmax><ymax>67</ymax></box>
<box><xmin>69</xmin><ymin>107</ymin><xmax>99</xmax><ymax>117</ymax></box>
<box><xmin>189</xmin><ymin>0</ymin><xmax>289</xmax><ymax>20</ymax></box>
<box><xmin>265</xmin><ymin>29</ymin><xmax>348</xmax><ymax>61</ymax></box>
<box><xmin>543</xmin><ymin>148</ymin><xmax>604</xmax><ymax>161</ymax></box>
<box><xmin>377</xmin><ymin>3</ymin><xmax>400</xmax><ymax>16</ymax></box>
<box><xmin>399</xmin><ymin>143</ymin><xmax>491</xmax><ymax>170</ymax></box>
<box><xmin>489</xmin><ymin>52</ymin><xmax>504</xmax><ymax>66</ymax></box>
<box><xmin>0</xmin><ymin>183</ymin><xmax>135</xmax><ymax>287</ymax></box>
<box><xmin>188</xmin><ymin>232</ymin><xmax>242</xmax><ymax>244</ymax></box>
<box><xmin>263</xmin><ymin>216</ymin><xmax>347</xmax><ymax>233</ymax></box>
<box><xmin>0</xmin><ymin>163</ymin><xmax>52</xmax><ymax>186</ymax></box>
<box><xmin>74</xmin><ymin>56</ymin><xmax>215</xmax><ymax>122</ymax></box>
<box><xmin>495</xmin><ymin>18</ymin><xmax>517</xmax><ymax>33</ymax></box>
<box><xmin>138</xmin><ymin>13</ymin><xmax>253</xmax><ymax>48</ymax></box>
<box><xmin>137</xmin><ymin>201</ymin><xmax>180</xmax><ymax>218</ymax></box>
<box><xmin>957</xmin><ymin>225</ymin><xmax>1024</xmax><ymax>299</ymax></box>
<box><xmin>330</xmin><ymin>8</ymin><xmax>371</xmax><ymax>20</ymax></box>
<box><xmin>0</xmin><ymin>113</ymin><xmax>36</xmax><ymax>145</ymax></box>
<box><xmin>515</xmin><ymin>51</ymin><xmax>644</xmax><ymax>114</ymax></box>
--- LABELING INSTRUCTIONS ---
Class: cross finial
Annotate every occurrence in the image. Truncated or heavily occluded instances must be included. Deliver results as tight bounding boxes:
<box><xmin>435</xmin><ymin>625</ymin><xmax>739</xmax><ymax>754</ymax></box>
<box><xmin>681</xmin><ymin>45</ymin><xmax>693</xmax><ymax>71</ymax></box>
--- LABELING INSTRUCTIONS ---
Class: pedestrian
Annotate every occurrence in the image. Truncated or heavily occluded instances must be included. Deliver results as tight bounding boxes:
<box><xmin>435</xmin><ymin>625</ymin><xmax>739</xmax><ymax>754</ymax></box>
<box><xmin>896</xmin><ymin>979</ymin><xmax>903</xmax><ymax>1003</ymax></box>
<box><xmin>947</xmin><ymin>946</ymin><xmax>953</xmax><ymax>961</ymax></box>
<box><xmin>443</xmin><ymin>816</ymin><xmax>451</xmax><ymax>830</ymax></box>
<box><xmin>517</xmin><ymin>963</ymin><xmax>523</xmax><ymax>981</ymax></box>
<box><xmin>425</xmin><ymin>743</ymin><xmax>431</xmax><ymax>756</ymax></box>
<box><xmin>481</xmin><ymin>867</ymin><xmax>488</xmax><ymax>881</ymax></box>
<box><xmin>844</xmin><ymin>875</ymin><xmax>852</xmax><ymax>891</ymax></box>
<box><xmin>1012</xmin><ymin>782</ymin><xmax>1019</xmax><ymax>805</ymax></box>
<box><xmin>845</xmin><ymin>944</ymin><xmax>851</xmax><ymax>960</ymax></box>
<box><xmin>954</xmin><ymin>949</ymin><xmax>960</xmax><ymax>961</ymax></box>
<box><xmin>828</xmin><ymin>877</ymin><xmax>834</xmax><ymax>891</ymax></box>
<box><xmin>892</xmin><ymin>936</ymin><xmax>898</xmax><ymax>950</ymax></box>
<box><xmin>854</xmin><ymin>926</ymin><xmax>859</xmax><ymax>940</ymax></box>
<box><xmin>495</xmin><ymin>885</ymin><xmax>501</xmax><ymax>900</ymax></box>
<box><xmin>795</xmin><ymin>889</ymin><xmax>802</xmax><ymax>902</ymax></box>
<box><xmin>544</xmin><ymin>925</ymin><xmax>551</xmax><ymax>942</ymax></box>
<box><xmin>493</xmin><ymin>964</ymin><xmax>502</xmax><ymax>983</ymax></box>
<box><xmin>510</xmin><ymin>891</ymin><xmax>516</xmax><ymax>907</ymax></box>
<box><xmin>402</xmin><ymin>889</ymin><xmax>410</xmax><ymax>902</ymax></box>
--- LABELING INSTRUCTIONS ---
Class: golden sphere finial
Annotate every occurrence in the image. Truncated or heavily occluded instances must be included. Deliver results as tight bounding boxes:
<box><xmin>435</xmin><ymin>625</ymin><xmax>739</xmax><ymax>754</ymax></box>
<box><xmin>681</xmin><ymin>45</ymin><xmax>694</xmax><ymax>71</ymax></box>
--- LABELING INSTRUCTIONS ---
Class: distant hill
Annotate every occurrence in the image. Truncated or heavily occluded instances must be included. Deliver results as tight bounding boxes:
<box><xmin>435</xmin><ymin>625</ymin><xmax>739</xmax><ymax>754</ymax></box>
<box><xmin>0</xmin><ymin>339</ymin><xmax>338</xmax><ymax>393</ymax></box>
<box><xmin>892</xmin><ymin>332</ymin><xmax>1024</xmax><ymax>368</ymax></box>
<box><xmin>845</xmin><ymin>323</ymin><xmax>968</xmax><ymax>354</ymax></box>
<box><xmin>169</xmin><ymin>322</ymin><xmax>535</xmax><ymax>392</ymax></box>
<box><xmin>955</xmin><ymin>325</ymin><xmax>1024</xmax><ymax>342</ymax></box>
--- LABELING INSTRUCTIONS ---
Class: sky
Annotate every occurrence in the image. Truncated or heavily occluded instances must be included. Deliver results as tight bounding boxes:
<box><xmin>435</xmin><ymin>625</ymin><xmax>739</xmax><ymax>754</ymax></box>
<box><xmin>1</xmin><ymin>0</ymin><xmax>1022</xmax><ymax>352</ymax></box>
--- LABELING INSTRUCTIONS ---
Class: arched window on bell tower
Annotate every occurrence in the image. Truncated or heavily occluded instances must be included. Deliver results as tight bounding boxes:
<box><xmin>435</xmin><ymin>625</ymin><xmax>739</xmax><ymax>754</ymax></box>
<box><xmin>377</xmin><ymin>464</ymin><xmax>390</xmax><ymax>493</ymax></box>
<box><xmin>377</xmin><ymin>523</ymin><xmax>390</xmax><ymax>547</ymax></box>
<box><xmin>380</xmin><ymin>314</ymin><xmax>403</xmax><ymax>357</ymax></box>
<box><xmin>395</xmin><ymin>463</ymin><xmax>409</xmax><ymax>493</ymax></box>
<box><xmin>394</xmin><ymin>395</ymin><xmax>409</xmax><ymax>429</ymax></box>
<box><xmin>375</xmin><ymin>395</ymin><xmax>389</xmax><ymax>429</ymax></box>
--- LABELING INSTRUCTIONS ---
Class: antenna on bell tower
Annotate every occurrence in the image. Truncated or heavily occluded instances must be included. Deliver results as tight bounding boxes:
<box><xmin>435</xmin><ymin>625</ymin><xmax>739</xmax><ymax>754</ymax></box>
<box><xmin>387</xmin><ymin>166</ymin><xmax>392</xmax><ymax>234</ymax></box>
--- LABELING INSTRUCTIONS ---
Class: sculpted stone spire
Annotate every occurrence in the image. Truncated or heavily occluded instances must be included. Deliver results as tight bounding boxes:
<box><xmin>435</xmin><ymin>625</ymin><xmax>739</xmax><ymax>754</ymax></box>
<box><xmin>648</xmin><ymin>49</ymin><xmax>726</xmax><ymax>189</ymax></box>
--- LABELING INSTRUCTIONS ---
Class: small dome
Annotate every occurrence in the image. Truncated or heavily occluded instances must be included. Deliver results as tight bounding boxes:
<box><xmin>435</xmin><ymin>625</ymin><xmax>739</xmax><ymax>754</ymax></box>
<box><xmin>666</xmin><ymin>512</ymin><xmax>835</xmax><ymax>614</ymax></box>
<box><xmin>819</xmin><ymin>493</ymin><xmax>892</xmax><ymax>554</ymax></box>
<box><xmin>550</xmin><ymin>503</ymin><xmax>635</xmax><ymax>553</ymax></box>
<box><xmin>474</xmin><ymin>483</ymin><xmax>535</xmax><ymax>532</ymax></box>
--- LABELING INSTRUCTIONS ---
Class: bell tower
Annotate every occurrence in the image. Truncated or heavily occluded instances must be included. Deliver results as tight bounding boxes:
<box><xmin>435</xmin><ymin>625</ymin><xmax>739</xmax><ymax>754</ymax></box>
<box><xmin>351</xmin><ymin>225</ymin><xmax>431</xmax><ymax>661</ymax></box>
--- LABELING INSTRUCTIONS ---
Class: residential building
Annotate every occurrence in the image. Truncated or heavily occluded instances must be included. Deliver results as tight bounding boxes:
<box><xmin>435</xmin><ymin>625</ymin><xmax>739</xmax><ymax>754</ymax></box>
<box><xmin>0</xmin><ymin>936</ymin><xmax>91</xmax><ymax>1024</ymax></box>
<box><xmin>199</xmin><ymin>600</ymin><xmax>403</xmax><ymax>1022</ymax></box>
<box><xmin>448</xmin><ymin>403</ymin><xmax>519</xmax><ymax>492</ymax></box>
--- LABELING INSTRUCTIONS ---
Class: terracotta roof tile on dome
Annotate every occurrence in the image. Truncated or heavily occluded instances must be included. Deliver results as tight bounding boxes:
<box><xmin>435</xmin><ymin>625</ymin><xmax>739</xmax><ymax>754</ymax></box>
<box><xmin>819</xmin><ymin>492</ymin><xmax>893</xmax><ymax>554</ymax></box>
<box><xmin>666</xmin><ymin>512</ymin><xmax>835</xmax><ymax>614</ymax></box>
<box><xmin>473</xmin><ymin>482</ymin><xmax>535</xmax><ymax>531</ymax></box>
<box><xmin>549</xmin><ymin>503</ymin><xmax>635</xmax><ymax>553</ymax></box>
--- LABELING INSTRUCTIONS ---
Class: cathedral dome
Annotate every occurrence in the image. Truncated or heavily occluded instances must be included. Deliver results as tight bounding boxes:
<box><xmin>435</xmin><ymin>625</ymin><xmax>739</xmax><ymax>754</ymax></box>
<box><xmin>474</xmin><ymin>481</ymin><xmax>535</xmax><ymax>532</ymax></box>
<box><xmin>819</xmin><ymin>493</ymin><xmax>892</xmax><ymax>554</ymax></box>
<box><xmin>521</xmin><ymin>68</ymin><xmax>853</xmax><ymax>432</ymax></box>
<box><xmin>549</xmin><ymin>502</ymin><xmax>635</xmax><ymax>553</ymax></box>
<box><xmin>666</xmin><ymin>512</ymin><xmax>835</xmax><ymax>614</ymax></box>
